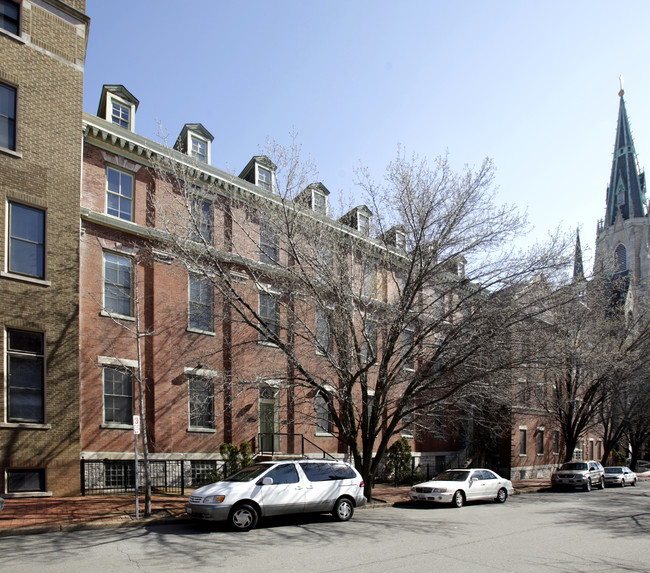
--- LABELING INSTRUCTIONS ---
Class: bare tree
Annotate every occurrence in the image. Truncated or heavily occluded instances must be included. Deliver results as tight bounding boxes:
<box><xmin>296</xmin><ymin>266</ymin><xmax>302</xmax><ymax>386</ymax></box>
<box><xmin>149</xmin><ymin>140</ymin><xmax>572</xmax><ymax>498</ymax></box>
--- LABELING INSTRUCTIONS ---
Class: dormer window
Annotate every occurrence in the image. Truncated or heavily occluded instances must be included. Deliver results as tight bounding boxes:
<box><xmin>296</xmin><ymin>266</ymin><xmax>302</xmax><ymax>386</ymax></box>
<box><xmin>111</xmin><ymin>101</ymin><xmax>130</xmax><ymax>129</ymax></box>
<box><xmin>313</xmin><ymin>191</ymin><xmax>327</xmax><ymax>215</ymax></box>
<box><xmin>191</xmin><ymin>137</ymin><xmax>207</xmax><ymax>163</ymax></box>
<box><xmin>258</xmin><ymin>167</ymin><xmax>272</xmax><ymax>191</ymax></box>
<box><xmin>457</xmin><ymin>260</ymin><xmax>465</xmax><ymax>278</ymax></box>
<box><xmin>358</xmin><ymin>213</ymin><xmax>370</xmax><ymax>235</ymax></box>
<box><xmin>395</xmin><ymin>231</ymin><xmax>407</xmax><ymax>251</ymax></box>
<box><xmin>174</xmin><ymin>123</ymin><xmax>213</xmax><ymax>164</ymax></box>
<box><xmin>97</xmin><ymin>85</ymin><xmax>139</xmax><ymax>133</ymax></box>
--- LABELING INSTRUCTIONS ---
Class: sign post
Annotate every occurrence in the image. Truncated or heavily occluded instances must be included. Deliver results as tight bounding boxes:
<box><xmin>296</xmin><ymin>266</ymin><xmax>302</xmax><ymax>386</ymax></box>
<box><xmin>133</xmin><ymin>415</ymin><xmax>141</xmax><ymax>519</ymax></box>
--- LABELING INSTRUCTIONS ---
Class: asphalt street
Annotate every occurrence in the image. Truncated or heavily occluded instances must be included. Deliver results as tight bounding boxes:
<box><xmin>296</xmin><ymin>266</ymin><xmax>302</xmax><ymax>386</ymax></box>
<box><xmin>0</xmin><ymin>483</ymin><xmax>648</xmax><ymax>572</ymax></box>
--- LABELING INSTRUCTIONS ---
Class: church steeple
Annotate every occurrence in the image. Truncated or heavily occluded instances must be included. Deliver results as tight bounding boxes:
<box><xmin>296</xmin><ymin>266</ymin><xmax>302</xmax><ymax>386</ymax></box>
<box><xmin>604</xmin><ymin>88</ymin><xmax>647</xmax><ymax>226</ymax></box>
<box><xmin>573</xmin><ymin>229</ymin><xmax>584</xmax><ymax>281</ymax></box>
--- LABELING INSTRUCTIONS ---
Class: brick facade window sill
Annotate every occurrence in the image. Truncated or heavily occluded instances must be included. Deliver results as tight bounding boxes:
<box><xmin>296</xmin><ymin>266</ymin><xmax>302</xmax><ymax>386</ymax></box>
<box><xmin>1</xmin><ymin>271</ymin><xmax>51</xmax><ymax>286</ymax></box>
<box><xmin>0</xmin><ymin>146</ymin><xmax>22</xmax><ymax>159</ymax></box>
<box><xmin>100</xmin><ymin>310</ymin><xmax>135</xmax><ymax>322</ymax></box>
<box><xmin>100</xmin><ymin>423</ymin><xmax>133</xmax><ymax>430</ymax></box>
<box><xmin>0</xmin><ymin>422</ymin><xmax>51</xmax><ymax>430</ymax></box>
<box><xmin>187</xmin><ymin>427</ymin><xmax>216</xmax><ymax>434</ymax></box>
<box><xmin>186</xmin><ymin>327</ymin><xmax>216</xmax><ymax>336</ymax></box>
<box><xmin>4</xmin><ymin>492</ymin><xmax>52</xmax><ymax>499</ymax></box>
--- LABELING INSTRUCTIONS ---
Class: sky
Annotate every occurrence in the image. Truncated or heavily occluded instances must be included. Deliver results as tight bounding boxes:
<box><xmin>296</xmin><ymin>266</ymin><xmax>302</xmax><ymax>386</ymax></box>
<box><xmin>83</xmin><ymin>0</ymin><xmax>650</xmax><ymax>269</ymax></box>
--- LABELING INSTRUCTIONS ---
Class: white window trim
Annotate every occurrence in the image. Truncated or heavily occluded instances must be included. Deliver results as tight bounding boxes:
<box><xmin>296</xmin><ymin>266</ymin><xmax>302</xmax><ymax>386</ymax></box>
<box><xmin>99</xmin><ymin>356</ymin><xmax>138</xmax><ymax>368</ymax></box>
<box><xmin>189</xmin><ymin>133</ymin><xmax>210</xmax><ymax>164</ymax></box>
<box><xmin>256</xmin><ymin>165</ymin><xmax>274</xmax><ymax>192</ymax></box>
<box><xmin>184</xmin><ymin>366</ymin><xmax>219</xmax><ymax>378</ymax></box>
<box><xmin>106</xmin><ymin>92</ymin><xmax>135</xmax><ymax>131</ymax></box>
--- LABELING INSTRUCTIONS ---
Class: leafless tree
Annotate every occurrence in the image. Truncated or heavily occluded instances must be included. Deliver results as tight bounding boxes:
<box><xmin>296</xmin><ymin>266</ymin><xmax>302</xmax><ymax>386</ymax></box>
<box><xmin>149</xmin><ymin>139</ymin><xmax>573</xmax><ymax>498</ymax></box>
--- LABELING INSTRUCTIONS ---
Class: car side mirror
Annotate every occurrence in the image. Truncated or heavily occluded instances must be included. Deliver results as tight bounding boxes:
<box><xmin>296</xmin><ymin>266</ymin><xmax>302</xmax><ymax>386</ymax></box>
<box><xmin>261</xmin><ymin>477</ymin><xmax>274</xmax><ymax>486</ymax></box>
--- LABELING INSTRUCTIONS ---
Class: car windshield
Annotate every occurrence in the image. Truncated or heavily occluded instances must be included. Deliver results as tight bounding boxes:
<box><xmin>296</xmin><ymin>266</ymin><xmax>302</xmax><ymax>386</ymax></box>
<box><xmin>434</xmin><ymin>470</ymin><xmax>470</xmax><ymax>482</ymax></box>
<box><xmin>605</xmin><ymin>467</ymin><xmax>623</xmax><ymax>474</ymax></box>
<box><xmin>224</xmin><ymin>464</ymin><xmax>271</xmax><ymax>482</ymax></box>
<box><xmin>561</xmin><ymin>462</ymin><xmax>588</xmax><ymax>471</ymax></box>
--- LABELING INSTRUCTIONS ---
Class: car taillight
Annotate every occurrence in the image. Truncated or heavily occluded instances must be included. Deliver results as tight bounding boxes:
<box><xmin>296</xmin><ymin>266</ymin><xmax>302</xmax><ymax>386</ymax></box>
<box><xmin>359</xmin><ymin>481</ymin><xmax>364</xmax><ymax>488</ymax></box>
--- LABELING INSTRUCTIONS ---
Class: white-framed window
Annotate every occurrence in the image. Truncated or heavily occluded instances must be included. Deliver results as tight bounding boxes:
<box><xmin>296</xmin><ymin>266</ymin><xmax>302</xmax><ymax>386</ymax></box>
<box><xmin>0</xmin><ymin>81</ymin><xmax>17</xmax><ymax>151</ymax></box>
<box><xmin>433</xmin><ymin>408</ymin><xmax>445</xmax><ymax>439</ymax></box>
<box><xmin>395</xmin><ymin>231</ymin><xmax>407</xmax><ymax>251</ymax></box>
<box><xmin>258</xmin><ymin>166</ymin><xmax>272</xmax><ymax>191</ymax></box>
<box><xmin>190</xmin><ymin>136</ymin><xmax>208</xmax><ymax>163</ymax></box>
<box><xmin>401</xmin><ymin>400</ymin><xmax>414</xmax><ymax>438</ymax></box>
<box><xmin>106</xmin><ymin>166</ymin><xmax>134</xmax><ymax>221</ymax></box>
<box><xmin>315</xmin><ymin>308</ymin><xmax>332</xmax><ymax>355</ymax></box>
<box><xmin>259</xmin><ymin>291</ymin><xmax>280</xmax><ymax>343</ymax></box>
<box><xmin>111</xmin><ymin>101</ymin><xmax>130</xmax><ymax>129</ymax></box>
<box><xmin>190</xmin><ymin>197</ymin><xmax>213</xmax><ymax>243</ymax></box>
<box><xmin>315</xmin><ymin>392</ymin><xmax>333</xmax><ymax>434</ymax></box>
<box><xmin>6</xmin><ymin>328</ymin><xmax>45</xmax><ymax>424</ymax></box>
<box><xmin>259</xmin><ymin>221</ymin><xmax>278</xmax><ymax>264</ymax></box>
<box><xmin>188</xmin><ymin>273</ymin><xmax>213</xmax><ymax>332</ymax></box>
<box><xmin>536</xmin><ymin>428</ymin><xmax>544</xmax><ymax>456</ymax></box>
<box><xmin>519</xmin><ymin>428</ymin><xmax>527</xmax><ymax>456</ymax></box>
<box><xmin>358</xmin><ymin>213</ymin><xmax>370</xmax><ymax>235</ymax></box>
<box><xmin>362</xmin><ymin>261</ymin><xmax>376</xmax><ymax>297</ymax></box>
<box><xmin>552</xmin><ymin>430</ymin><xmax>560</xmax><ymax>455</ymax></box>
<box><xmin>401</xmin><ymin>327</ymin><xmax>415</xmax><ymax>370</ymax></box>
<box><xmin>361</xmin><ymin>318</ymin><xmax>377</xmax><ymax>365</ymax></box>
<box><xmin>103</xmin><ymin>252</ymin><xmax>133</xmax><ymax>317</ymax></box>
<box><xmin>103</xmin><ymin>365</ymin><xmax>133</xmax><ymax>425</ymax></box>
<box><xmin>0</xmin><ymin>0</ymin><xmax>20</xmax><ymax>36</ymax></box>
<box><xmin>313</xmin><ymin>191</ymin><xmax>327</xmax><ymax>215</ymax></box>
<box><xmin>8</xmin><ymin>201</ymin><xmax>45</xmax><ymax>279</ymax></box>
<box><xmin>188</xmin><ymin>375</ymin><xmax>214</xmax><ymax>429</ymax></box>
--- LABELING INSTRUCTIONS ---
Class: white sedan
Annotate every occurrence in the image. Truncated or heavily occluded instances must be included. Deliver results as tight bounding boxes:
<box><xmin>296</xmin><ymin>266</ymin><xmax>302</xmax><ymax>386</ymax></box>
<box><xmin>603</xmin><ymin>466</ymin><xmax>637</xmax><ymax>487</ymax></box>
<box><xmin>410</xmin><ymin>468</ymin><xmax>514</xmax><ymax>508</ymax></box>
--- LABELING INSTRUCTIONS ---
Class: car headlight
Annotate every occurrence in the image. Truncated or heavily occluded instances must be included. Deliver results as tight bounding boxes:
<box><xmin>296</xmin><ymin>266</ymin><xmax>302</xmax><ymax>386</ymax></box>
<box><xmin>203</xmin><ymin>495</ymin><xmax>225</xmax><ymax>503</ymax></box>
<box><xmin>432</xmin><ymin>488</ymin><xmax>447</xmax><ymax>493</ymax></box>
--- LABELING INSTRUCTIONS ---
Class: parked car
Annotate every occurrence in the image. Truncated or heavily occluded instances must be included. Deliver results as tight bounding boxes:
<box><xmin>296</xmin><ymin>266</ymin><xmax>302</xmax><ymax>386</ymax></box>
<box><xmin>603</xmin><ymin>466</ymin><xmax>637</xmax><ymax>487</ymax></box>
<box><xmin>409</xmin><ymin>468</ymin><xmax>514</xmax><ymax>508</ymax></box>
<box><xmin>185</xmin><ymin>459</ymin><xmax>367</xmax><ymax>531</ymax></box>
<box><xmin>551</xmin><ymin>460</ymin><xmax>605</xmax><ymax>491</ymax></box>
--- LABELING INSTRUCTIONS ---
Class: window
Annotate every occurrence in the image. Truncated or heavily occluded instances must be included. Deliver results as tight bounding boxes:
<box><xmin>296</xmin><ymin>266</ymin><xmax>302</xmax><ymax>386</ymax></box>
<box><xmin>0</xmin><ymin>0</ymin><xmax>19</xmax><ymax>35</ymax></box>
<box><xmin>6</xmin><ymin>469</ymin><xmax>46</xmax><ymax>493</ymax></box>
<box><xmin>0</xmin><ymin>81</ymin><xmax>17</xmax><ymax>151</ymax></box>
<box><xmin>111</xmin><ymin>101</ymin><xmax>130</xmax><ymax>129</ymax></box>
<box><xmin>395</xmin><ymin>231</ymin><xmax>407</xmax><ymax>251</ymax></box>
<box><xmin>259</xmin><ymin>292</ymin><xmax>280</xmax><ymax>343</ymax></box>
<box><xmin>299</xmin><ymin>462</ymin><xmax>356</xmax><ymax>481</ymax></box>
<box><xmin>361</xmin><ymin>319</ymin><xmax>377</xmax><ymax>364</ymax></box>
<box><xmin>552</xmin><ymin>430</ymin><xmax>560</xmax><ymax>455</ymax></box>
<box><xmin>536</xmin><ymin>429</ymin><xmax>544</xmax><ymax>455</ymax></box>
<box><xmin>614</xmin><ymin>244</ymin><xmax>627</xmax><ymax>273</ymax></box>
<box><xmin>103</xmin><ymin>252</ymin><xmax>133</xmax><ymax>316</ymax></box>
<box><xmin>315</xmin><ymin>308</ymin><xmax>332</xmax><ymax>354</ymax></box>
<box><xmin>315</xmin><ymin>393</ymin><xmax>333</xmax><ymax>434</ymax></box>
<box><xmin>191</xmin><ymin>461</ymin><xmax>217</xmax><ymax>486</ymax></box>
<box><xmin>188</xmin><ymin>274</ymin><xmax>213</xmax><ymax>332</ymax></box>
<box><xmin>265</xmin><ymin>464</ymin><xmax>299</xmax><ymax>484</ymax></box>
<box><xmin>103</xmin><ymin>366</ymin><xmax>133</xmax><ymax>425</ymax></box>
<box><xmin>358</xmin><ymin>213</ymin><xmax>370</xmax><ymax>235</ymax></box>
<box><xmin>259</xmin><ymin>222</ymin><xmax>278</xmax><ymax>264</ymax></box>
<box><xmin>433</xmin><ymin>408</ymin><xmax>445</xmax><ymax>439</ymax></box>
<box><xmin>106</xmin><ymin>167</ymin><xmax>134</xmax><ymax>221</ymax></box>
<box><xmin>401</xmin><ymin>327</ymin><xmax>415</xmax><ymax>370</ymax></box>
<box><xmin>258</xmin><ymin>167</ymin><xmax>272</xmax><ymax>191</ymax></box>
<box><xmin>362</xmin><ymin>261</ymin><xmax>376</xmax><ymax>297</ymax></box>
<box><xmin>519</xmin><ymin>429</ymin><xmax>527</xmax><ymax>455</ymax></box>
<box><xmin>191</xmin><ymin>137</ymin><xmax>207</xmax><ymax>162</ymax></box>
<box><xmin>402</xmin><ymin>400</ymin><xmax>414</xmax><ymax>438</ymax></box>
<box><xmin>189</xmin><ymin>376</ymin><xmax>214</xmax><ymax>429</ymax></box>
<box><xmin>313</xmin><ymin>191</ymin><xmax>327</xmax><ymax>215</ymax></box>
<box><xmin>6</xmin><ymin>329</ymin><xmax>45</xmax><ymax>423</ymax></box>
<box><xmin>8</xmin><ymin>202</ymin><xmax>45</xmax><ymax>279</ymax></box>
<box><xmin>190</xmin><ymin>197</ymin><xmax>212</xmax><ymax>243</ymax></box>
<box><xmin>104</xmin><ymin>461</ymin><xmax>134</xmax><ymax>489</ymax></box>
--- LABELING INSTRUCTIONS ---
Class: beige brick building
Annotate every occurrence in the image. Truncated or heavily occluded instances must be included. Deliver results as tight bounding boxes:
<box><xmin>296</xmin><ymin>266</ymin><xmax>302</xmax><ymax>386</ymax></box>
<box><xmin>0</xmin><ymin>0</ymin><xmax>88</xmax><ymax>496</ymax></box>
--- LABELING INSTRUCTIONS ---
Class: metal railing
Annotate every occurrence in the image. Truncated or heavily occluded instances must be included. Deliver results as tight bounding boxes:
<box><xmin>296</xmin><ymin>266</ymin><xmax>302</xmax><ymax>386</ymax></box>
<box><xmin>255</xmin><ymin>433</ymin><xmax>336</xmax><ymax>460</ymax></box>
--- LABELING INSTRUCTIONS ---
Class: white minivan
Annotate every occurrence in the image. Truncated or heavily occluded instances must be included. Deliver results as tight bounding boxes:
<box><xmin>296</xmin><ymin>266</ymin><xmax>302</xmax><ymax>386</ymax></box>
<box><xmin>186</xmin><ymin>459</ymin><xmax>367</xmax><ymax>531</ymax></box>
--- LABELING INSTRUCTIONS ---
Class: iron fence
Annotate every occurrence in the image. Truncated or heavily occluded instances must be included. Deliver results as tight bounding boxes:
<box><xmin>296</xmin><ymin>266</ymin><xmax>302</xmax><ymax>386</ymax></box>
<box><xmin>80</xmin><ymin>459</ymin><xmax>237</xmax><ymax>496</ymax></box>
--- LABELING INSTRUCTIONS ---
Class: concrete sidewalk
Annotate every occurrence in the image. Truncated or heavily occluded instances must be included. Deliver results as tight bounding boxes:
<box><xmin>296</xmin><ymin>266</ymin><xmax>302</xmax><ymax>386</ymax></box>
<box><xmin>0</xmin><ymin>478</ymin><xmax>553</xmax><ymax>537</ymax></box>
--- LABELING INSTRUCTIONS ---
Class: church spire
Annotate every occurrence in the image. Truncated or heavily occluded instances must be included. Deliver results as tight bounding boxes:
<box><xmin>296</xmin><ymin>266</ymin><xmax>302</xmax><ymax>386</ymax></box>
<box><xmin>604</xmin><ymin>88</ymin><xmax>647</xmax><ymax>226</ymax></box>
<box><xmin>573</xmin><ymin>229</ymin><xmax>584</xmax><ymax>281</ymax></box>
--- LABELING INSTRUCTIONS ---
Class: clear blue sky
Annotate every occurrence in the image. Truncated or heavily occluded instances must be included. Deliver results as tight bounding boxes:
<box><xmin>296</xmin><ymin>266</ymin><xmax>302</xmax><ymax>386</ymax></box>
<box><xmin>83</xmin><ymin>0</ymin><xmax>650</xmax><ymax>268</ymax></box>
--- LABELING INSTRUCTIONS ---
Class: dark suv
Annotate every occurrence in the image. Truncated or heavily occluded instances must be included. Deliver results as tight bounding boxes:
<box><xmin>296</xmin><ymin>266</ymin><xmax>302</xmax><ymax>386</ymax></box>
<box><xmin>551</xmin><ymin>460</ymin><xmax>605</xmax><ymax>491</ymax></box>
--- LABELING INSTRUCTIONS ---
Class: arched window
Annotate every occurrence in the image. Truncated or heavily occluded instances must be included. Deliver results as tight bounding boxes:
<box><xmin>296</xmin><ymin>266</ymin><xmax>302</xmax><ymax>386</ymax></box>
<box><xmin>614</xmin><ymin>244</ymin><xmax>627</xmax><ymax>273</ymax></box>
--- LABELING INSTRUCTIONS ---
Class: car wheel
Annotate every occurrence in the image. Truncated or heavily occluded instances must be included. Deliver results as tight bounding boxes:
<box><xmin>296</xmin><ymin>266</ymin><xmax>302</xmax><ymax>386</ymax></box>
<box><xmin>495</xmin><ymin>488</ymin><xmax>508</xmax><ymax>503</ymax></box>
<box><xmin>632</xmin><ymin>478</ymin><xmax>637</xmax><ymax>487</ymax></box>
<box><xmin>598</xmin><ymin>477</ymin><xmax>605</xmax><ymax>490</ymax></box>
<box><xmin>620</xmin><ymin>478</ymin><xmax>625</xmax><ymax>488</ymax></box>
<box><xmin>229</xmin><ymin>503</ymin><xmax>258</xmax><ymax>532</ymax></box>
<box><xmin>583</xmin><ymin>479</ymin><xmax>591</xmax><ymax>492</ymax></box>
<box><xmin>452</xmin><ymin>490</ymin><xmax>464</xmax><ymax>508</ymax></box>
<box><xmin>333</xmin><ymin>497</ymin><xmax>354</xmax><ymax>522</ymax></box>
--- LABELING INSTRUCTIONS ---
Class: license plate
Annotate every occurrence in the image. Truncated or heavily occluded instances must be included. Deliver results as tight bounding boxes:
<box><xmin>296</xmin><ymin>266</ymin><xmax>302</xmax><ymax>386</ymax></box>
<box><xmin>418</xmin><ymin>495</ymin><xmax>426</xmax><ymax>499</ymax></box>
<box><xmin>187</xmin><ymin>507</ymin><xmax>192</xmax><ymax>514</ymax></box>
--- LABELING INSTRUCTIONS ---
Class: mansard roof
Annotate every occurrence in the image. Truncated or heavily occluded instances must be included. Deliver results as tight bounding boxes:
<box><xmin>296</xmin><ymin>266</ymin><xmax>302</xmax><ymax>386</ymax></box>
<box><xmin>605</xmin><ymin>92</ymin><xmax>647</xmax><ymax>226</ymax></box>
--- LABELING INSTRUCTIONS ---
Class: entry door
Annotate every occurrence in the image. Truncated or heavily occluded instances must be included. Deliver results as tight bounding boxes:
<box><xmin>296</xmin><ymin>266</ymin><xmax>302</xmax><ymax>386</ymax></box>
<box><xmin>259</xmin><ymin>389</ymin><xmax>278</xmax><ymax>452</ymax></box>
